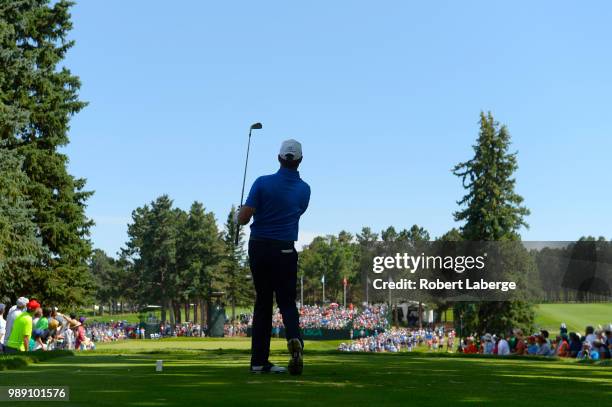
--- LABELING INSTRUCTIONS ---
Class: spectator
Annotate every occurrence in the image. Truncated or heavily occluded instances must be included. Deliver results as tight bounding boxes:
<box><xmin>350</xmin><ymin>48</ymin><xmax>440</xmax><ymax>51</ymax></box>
<box><xmin>3</xmin><ymin>297</ymin><xmax>27</xmax><ymax>347</ymax></box>
<box><xmin>540</xmin><ymin>330</ymin><xmax>550</xmax><ymax>346</ymax></box>
<box><xmin>46</xmin><ymin>319</ymin><xmax>60</xmax><ymax>350</ymax></box>
<box><xmin>481</xmin><ymin>334</ymin><xmax>494</xmax><ymax>354</ymax></box>
<box><xmin>464</xmin><ymin>338</ymin><xmax>478</xmax><ymax>354</ymax></box>
<box><xmin>497</xmin><ymin>335</ymin><xmax>510</xmax><ymax>356</ymax></box>
<box><xmin>65</xmin><ymin>319</ymin><xmax>77</xmax><ymax>350</ymax></box>
<box><xmin>592</xmin><ymin>340</ymin><xmax>607</xmax><ymax>360</ymax></box>
<box><xmin>527</xmin><ymin>335</ymin><xmax>538</xmax><ymax>355</ymax></box>
<box><xmin>603</xmin><ymin>326</ymin><xmax>612</xmax><ymax>359</ymax></box>
<box><xmin>555</xmin><ymin>334</ymin><xmax>570</xmax><ymax>357</ymax></box>
<box><xmin>30</xmin><ymin>329</ymin><xmax>46</xmax><ymax>351</ymax></box>
<box><xmin>5</xmin><ymin>299</ymin><xmax>40</xmax><ymax>352</ymax></box>
<box><xmin>36</xmin><ymin>307</ymin><xmax>51</xmax><ymax>331</ymax></box>
<box><xmin>536</xmin><ymin>335</ymin><xmax>552</xmax><ymax>356</ymax></box>
<box><xmin>512</xmin><ymin>329</ymin><xmax>526</xmax><ymax>355</ymax></box>
<box><xmin>0</xmin><ymin>303</ymin><xmax>5</xmax><ymax>348</ymax></box>
<box><xmin>568</xmin><ymin>332</ymin><xmax>582</xmax><ymax>357</ymax></box>
<box><xmin>577</xmin><ymin>341</ymin><xmax>599</xmax><ymax>360</ymax></box>
<box><xmin>584</xmin><ymin>326</ymin><xmax>596</xmax><ymax>346</ymax></box>
<box><xmin>75</xmin><ymin>317</ymin><xmax>87</xmax><ymax>350</ymax></box>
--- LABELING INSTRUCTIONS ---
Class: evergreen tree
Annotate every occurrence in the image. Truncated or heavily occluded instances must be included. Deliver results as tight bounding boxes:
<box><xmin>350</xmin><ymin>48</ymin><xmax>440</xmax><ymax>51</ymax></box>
<box><xmin>452</xmin><ymin>112</ymin><xmax>534</xmax><ymax>335</ymax></box>
<box><xmin>453</xmin><ymin>112</ymin><xmax>529</xmax><ymax>241</ymax></box>
<box><xmin>123</xmin><ymin>196</ymin><xmax>180</xmax><ymax>323</ymax></box>
<box><xmin>437</xmin><ymin>228</ymin><xmax>463</xmax><ymax>242</ymax></box>
<box><xmin>299</xmin><ymin>236</ymin><xmax>329</xmax><ymax>304</ymax></box>
<box><xmin>329</xmin><ymin>232</ymin><xmax>358</xmax><ymax>303</ymax></box>
<box><xmin>89</xmin><ymin>249</ymin><xmax>123</xmax><ymax>314</ymax></box>
<box><xmin>356</xmin><ymin>227</ymin><xmax>378</xmax><ymax>245</ymax></box>
<box><xmin>298</xmin><ymin>233</ymin><xmax>359</xmax><ymax>304</ymax></box>
<box><xmin>223</xmin><ymin>206</ymin><xmax>252</xmax><ymax>321</ymax></box>
<box><xmin>173</xmin><ymin>207</ymin><xmax>190</xmax><ymax>321</ymax></box>
<box><xmin>381</xmin><ymin>226</ymin><xmax>398</xmax><ymax>242</ymax></box>
<box><xmin>176</xmin><ymin>202</ymin><xmax>226</xmax><ymax>324</ymax></box>
<box><xmin>356</xmin><ymin>227</ymin><xmax>379</xmax><ymax>304</ymax></box>
<box><xmin>0</xmin><ymin>0</ymin><xmax>93</xmax><ymax>307</ymax></box>
<box><xmin>398</xmin><ymin>224</ymin><xmax>430</xmax><ymax>243</ymax></box>
<box><xmin>0</xmin><ymin>146</ymin><xmax>45</xmax><ymax>303</ymax></box>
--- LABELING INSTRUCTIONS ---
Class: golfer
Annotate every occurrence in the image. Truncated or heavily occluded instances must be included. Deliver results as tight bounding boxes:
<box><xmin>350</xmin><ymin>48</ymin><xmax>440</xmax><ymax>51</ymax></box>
<box><xmin>236</xmin><ymin>139</ymin><xmax>310</xmax><ymax>375</ymax></box>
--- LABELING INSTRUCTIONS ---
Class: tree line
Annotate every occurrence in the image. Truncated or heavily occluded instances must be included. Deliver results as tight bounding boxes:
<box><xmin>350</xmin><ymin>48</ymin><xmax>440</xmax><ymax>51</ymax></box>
<box><xmin>2</xmin><ymin>2</ymin><xmax>609</xmax><ymax>336</ymax></box>
<box><xmin>90</xmin><ymin>200</ymin><xmax>252</xmax><ymax>326</ymax></box>
<box><xmin>534</xmin><ymin>237</ymin><xmax>612</xmax><ymax>302</ymax></box>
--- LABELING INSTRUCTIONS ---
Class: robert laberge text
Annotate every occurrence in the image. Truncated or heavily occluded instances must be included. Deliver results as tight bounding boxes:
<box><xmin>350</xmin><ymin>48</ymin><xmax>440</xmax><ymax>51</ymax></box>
<box><xmin>372</xmin><ymin>278</ymin><xmax>517</xmax><ymax>292</ymax></box>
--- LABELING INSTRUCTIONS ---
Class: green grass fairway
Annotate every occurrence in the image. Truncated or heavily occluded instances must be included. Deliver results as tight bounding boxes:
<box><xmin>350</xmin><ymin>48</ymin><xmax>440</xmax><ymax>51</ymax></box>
<box><xmin>534</xmin><ymin>303</ymin><xmax>612</xmax><ymax>333</ymax></box>
<box><xmin>1</xmin><ymin>338</ymin><xmax>610</xmax><ymax>407</ymax></box>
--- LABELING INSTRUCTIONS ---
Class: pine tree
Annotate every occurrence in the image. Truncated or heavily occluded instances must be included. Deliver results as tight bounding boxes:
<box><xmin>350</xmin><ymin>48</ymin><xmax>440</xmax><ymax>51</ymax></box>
<box><xmin>123</xmin><ymin>196</ymin><xmax>180</xmax><ymax>323</ymax></box>
<box><xmin>381</xmin><ymin>226</ymin><xmax>398</xmax><ymax>242</ymax></box>
<box><xmin>356</xmin><ymin>227</ymin><xmax>379</xmax><ymax>304</ymax></box>
<box><xmin>398</xmin><ymin>224</ymin><xmax>430</xmax><ymax>243</ymax></box>
<box><xmin>176</xmin><ymin>202</ymin><xmax>226</xmax><ymax>324</ymax></box>
<box><xmin>452</xmin><ymin>112</ymin><xmax>534</xmax><ymax>335</ymax></box>
<box><xmin>453</xmin><ymin>112</ymin><xmax>529</xmax><ymax>241</ymax></box>
<box><xmin>0</xmin><ymin>146</ymin><xmax>46</xmax><ymax>303</ymax></box>
<box><xmin>0</xmin><ymin>0</ymin><xmax>93</xmax><ymax>307</ymax></box>
<box><xmin>223</xmin><ymin>206</ymin><xmax>252</xmax><ymax>321</ymax></box>
<box><xmin>356</xmin><ymin>227</ymin><xmax>378</xmax><ymax>245</ymax></box>
<box><xmin>89</xmin><ymin>249</ymin><xmax>123</xmax><ymax>314</ymax></box>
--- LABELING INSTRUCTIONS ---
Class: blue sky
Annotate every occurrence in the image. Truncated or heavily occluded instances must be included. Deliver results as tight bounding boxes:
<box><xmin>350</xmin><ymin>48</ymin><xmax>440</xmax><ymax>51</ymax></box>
<box><xmin>62</xmin><ymin>1</ymin><xmax>612</xmax><ymax>256</ymax></box>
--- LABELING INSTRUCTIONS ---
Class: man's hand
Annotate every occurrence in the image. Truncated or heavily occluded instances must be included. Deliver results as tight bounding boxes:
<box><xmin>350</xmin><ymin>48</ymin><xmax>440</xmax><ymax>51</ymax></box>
<box><xmin>236</xmin><ymin>205</ymin><xmax>255</xmax><ymax>225</ymax></box>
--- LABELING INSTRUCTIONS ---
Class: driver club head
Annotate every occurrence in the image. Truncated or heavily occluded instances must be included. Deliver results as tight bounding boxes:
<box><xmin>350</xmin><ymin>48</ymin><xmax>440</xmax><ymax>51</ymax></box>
<box><xmin>250</xmin><ymin>122</ymin><xmax>263</xmax><ymax>130</ymax></box>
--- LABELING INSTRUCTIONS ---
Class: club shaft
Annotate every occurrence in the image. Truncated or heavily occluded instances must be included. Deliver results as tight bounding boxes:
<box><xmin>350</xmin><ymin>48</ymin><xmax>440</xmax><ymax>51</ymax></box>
<box><xmin>235</xmin><ymin>129</ymin><xmax>252</xmax><ymax>245</ymax></box>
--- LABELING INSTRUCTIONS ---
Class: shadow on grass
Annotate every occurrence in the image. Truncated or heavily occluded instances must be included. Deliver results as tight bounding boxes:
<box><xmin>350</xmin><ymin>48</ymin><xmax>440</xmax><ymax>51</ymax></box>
<box><xmin>90</xmin><ymin>347</ymin><xmax>612</xmax><ymax>368</ymax></box>
<box><xmin>0</xmin><ymin>350</ymin><xmax>74</xmax><ymax>371</ymax></box>
<box><xmin>1</xmin><ymin>351</ymin><xmax>611</xmax><ymax>407</ymax></box>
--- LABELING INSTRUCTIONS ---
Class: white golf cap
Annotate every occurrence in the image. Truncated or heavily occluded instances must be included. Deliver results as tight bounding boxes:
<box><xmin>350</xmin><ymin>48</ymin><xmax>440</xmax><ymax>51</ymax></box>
<box><xmin>17</xmin><ymin>297</ymin><xmax>29</xmax><ymax>307</ymax></box>
<box><xmin>279</xmin><ymin>139</ymin><xmax>302</xmax><ymax>160</ymax></box>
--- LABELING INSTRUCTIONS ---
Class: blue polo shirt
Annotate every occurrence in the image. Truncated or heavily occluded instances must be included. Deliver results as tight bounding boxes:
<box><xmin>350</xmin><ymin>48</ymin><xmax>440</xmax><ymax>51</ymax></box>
<box><xmin>245</xmin><ymin>167</ymin><xmax>310</xmax><ymax>241</ymax></box>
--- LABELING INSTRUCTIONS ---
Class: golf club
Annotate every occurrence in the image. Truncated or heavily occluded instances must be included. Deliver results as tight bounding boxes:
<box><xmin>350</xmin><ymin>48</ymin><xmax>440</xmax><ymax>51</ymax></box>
<box><xmin>236</xmin><ymin>122</ymin><xmax>263</xmax><ymax>245</ymax></box>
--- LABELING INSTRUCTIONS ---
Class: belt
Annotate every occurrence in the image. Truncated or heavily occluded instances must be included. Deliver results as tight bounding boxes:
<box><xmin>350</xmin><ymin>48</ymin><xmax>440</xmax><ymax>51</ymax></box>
<box><xmin>249</xmin><ymin>237</ymin><xmax>294</xmax><ymax>246</ymax></box>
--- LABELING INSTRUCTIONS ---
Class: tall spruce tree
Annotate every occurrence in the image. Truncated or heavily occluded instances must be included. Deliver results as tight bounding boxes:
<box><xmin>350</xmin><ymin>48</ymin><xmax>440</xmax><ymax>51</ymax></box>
<box><xmin>176</xmin><ymin>202</ymin><xmax>226</xmax><ymax>325</ymax></box>
<box><xmin>124</xmin><ymin>196</ymin><xmax>180</xmax><ymax>323</ymax></box>
<box><xmin>452</xmin><ymin>112</ymin><xmax>534</xmax><ymax>335</ymax></box>
<box><xmin>89</xmin><ymin>249</ymin><xmax>123</xmax><ymax>314</ymax></box>
<box><xmin>0</xmin><ymin>0</ymin><xmax>93</xmax><ymax>306</ymax></box>
<box><xmin>0</xmin><ymin>146</ymin><xmax>46</xmax><ymax>303</ymax></box>
<box><xmin>453</xmin><ymin>112</ymin><xmax>529</xmax><ymax>241</ymax></box>
<box><xmin>223</xmin><ymin>206</ymin><xmax>252</xmax><ymax>321</ymax></box>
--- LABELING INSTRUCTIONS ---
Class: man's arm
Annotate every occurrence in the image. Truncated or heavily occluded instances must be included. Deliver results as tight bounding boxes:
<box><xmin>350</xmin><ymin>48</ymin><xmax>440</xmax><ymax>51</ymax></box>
<box><xmin>238</xmin><ymin>205</ymin><xmax>255</xmax><ymax>225</ymax></box>
<box><xmin>239</xmin><ymin>177</ymin><xmax>260</xmax><ymax>225</ymax></box>
<box><xmin>23</xmin><ymin>335</ymin><xmax>30</xmax><ymax>351</ymax></box>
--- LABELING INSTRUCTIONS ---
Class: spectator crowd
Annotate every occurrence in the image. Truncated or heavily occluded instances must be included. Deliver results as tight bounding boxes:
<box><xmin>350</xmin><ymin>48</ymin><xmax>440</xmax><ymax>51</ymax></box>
<box><xmin>457</xmin><ymin>323</ymin><xmax>612</xmax><ymax>360</ymax></box>
<box><xmin>246</xmin><ymin>304</ymin><xmax>389</xmax><ymax>332</ymax></box>
<box><xmin>0</xmin><ymin>297</ymin><xmax>95</xmax><ymax>353</ymax></box>
<box><xmin>3</xmin><ymin>296</ymin><xmax>609</xmax><ymax>362</ymax></box>
<box><xmin>337</xmin><ymin>322</ymin><xmax>612</xmax><ymax>361</ymax></box>
<box><xmin>338</xmin><ymin>326</ymin><xmax>455</xmax><ymax>353</ymax></box>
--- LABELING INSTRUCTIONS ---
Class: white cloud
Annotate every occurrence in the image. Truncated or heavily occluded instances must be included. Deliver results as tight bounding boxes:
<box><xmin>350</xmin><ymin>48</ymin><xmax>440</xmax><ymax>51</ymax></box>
<box><xmin>296</xmin><ymin>230</ymin><xmax>321</xmax><ymax>251</ymax></box>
